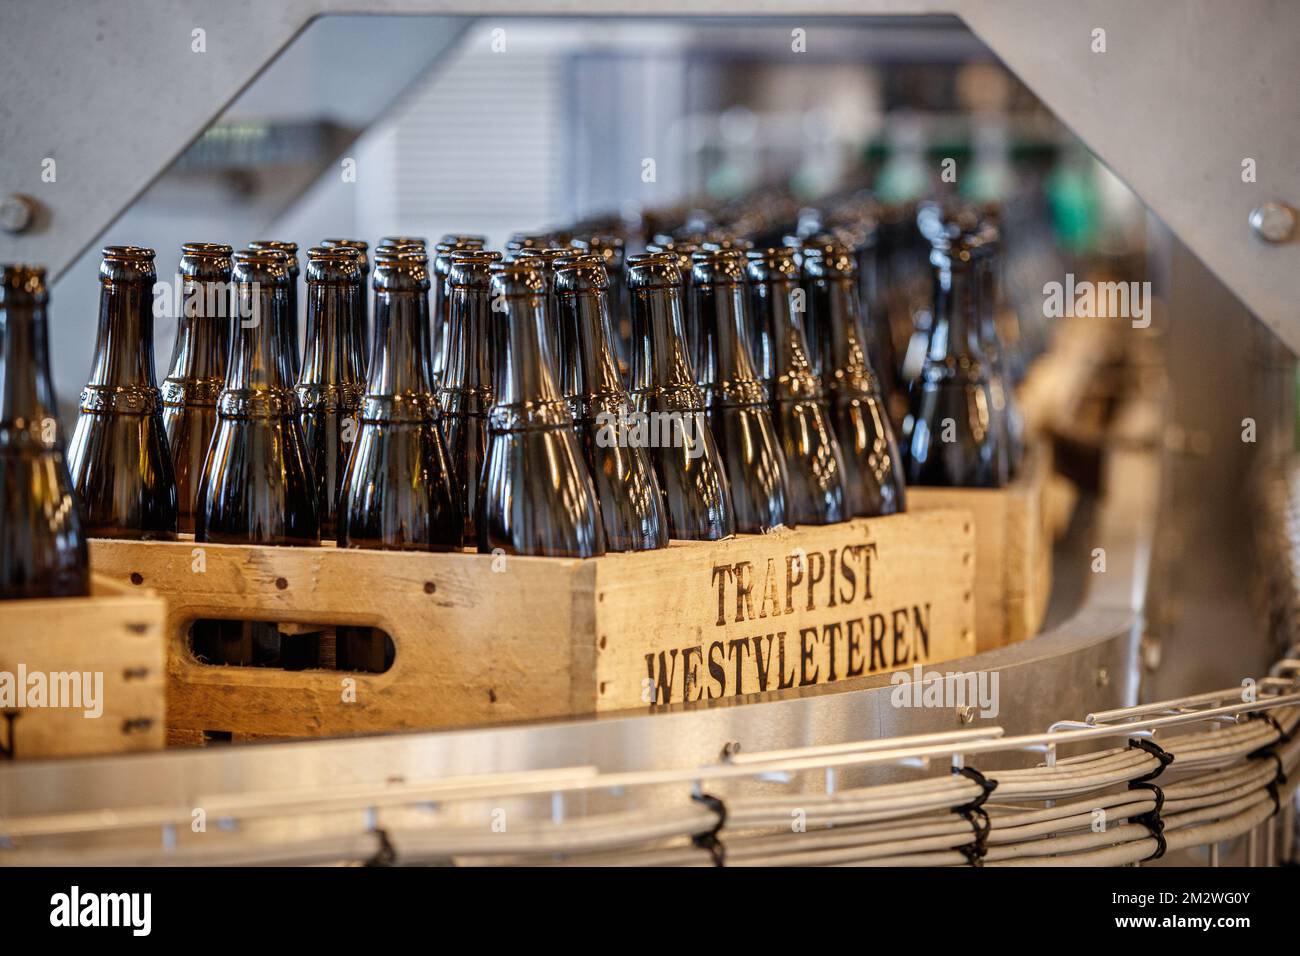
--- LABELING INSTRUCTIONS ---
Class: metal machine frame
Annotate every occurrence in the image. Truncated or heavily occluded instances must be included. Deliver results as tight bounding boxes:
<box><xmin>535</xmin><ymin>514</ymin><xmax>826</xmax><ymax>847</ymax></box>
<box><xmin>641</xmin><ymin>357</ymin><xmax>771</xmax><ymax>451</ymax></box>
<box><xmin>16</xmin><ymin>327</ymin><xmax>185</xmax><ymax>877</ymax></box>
<box><xmin>1</xmin><ymin>1</ymin><xmax>1297</xmax><ymax>347</ymax></box>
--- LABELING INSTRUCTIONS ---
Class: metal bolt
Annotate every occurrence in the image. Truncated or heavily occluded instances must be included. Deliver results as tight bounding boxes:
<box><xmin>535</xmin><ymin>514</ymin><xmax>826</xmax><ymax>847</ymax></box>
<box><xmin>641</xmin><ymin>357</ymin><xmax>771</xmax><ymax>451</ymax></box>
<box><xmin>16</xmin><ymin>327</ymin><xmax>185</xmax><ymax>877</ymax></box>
<box><xmin>1096</xmin><ymin>667</ymin><xmax>1110</xmax><ymax>688</ymax></box>
<box><xmin>1249</xmin><ymin>202</ymin><xmax>1296</xmax><ymax>244</ymax></box>
<box><xmin>720</xmin><ymin>741</ymin><xmax>742</xmax><ymax>761</ymax></box>
<box><xmin>957</xmin><ymin>706</ymin><xmax>975</xmax><ymax>725</ymax></box>
<box><xmin>0</xmin><ymin>194</ymin><xmax>36</xmax><ymax>235</ymax></box>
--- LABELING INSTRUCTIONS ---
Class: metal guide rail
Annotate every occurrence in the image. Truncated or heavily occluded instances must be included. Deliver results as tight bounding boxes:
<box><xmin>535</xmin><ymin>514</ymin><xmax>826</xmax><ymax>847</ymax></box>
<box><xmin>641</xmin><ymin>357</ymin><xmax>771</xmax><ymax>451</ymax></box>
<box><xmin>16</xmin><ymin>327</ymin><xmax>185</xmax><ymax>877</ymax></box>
<box><xmin>2</xmin><ymin>656</ymin><xmax>1297</xmax><ymax>867</ymax></box>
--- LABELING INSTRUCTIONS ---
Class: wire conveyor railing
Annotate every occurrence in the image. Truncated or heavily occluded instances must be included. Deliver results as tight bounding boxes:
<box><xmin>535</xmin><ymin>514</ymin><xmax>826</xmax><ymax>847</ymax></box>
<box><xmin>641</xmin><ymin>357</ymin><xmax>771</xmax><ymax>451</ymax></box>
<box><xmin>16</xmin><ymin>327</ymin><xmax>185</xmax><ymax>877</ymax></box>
<box><xmin>2</xmin><ymin>650</ymin><xmax>1298</xmax><ymax>867</ymax></box>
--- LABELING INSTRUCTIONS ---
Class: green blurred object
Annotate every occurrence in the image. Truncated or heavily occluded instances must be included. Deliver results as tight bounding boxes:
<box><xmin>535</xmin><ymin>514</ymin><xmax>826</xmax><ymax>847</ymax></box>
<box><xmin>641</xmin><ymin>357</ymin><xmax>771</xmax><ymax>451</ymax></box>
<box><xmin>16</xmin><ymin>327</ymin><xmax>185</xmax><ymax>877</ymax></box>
<box><xmin>1046</xmin><ymin>160</ymin><xmax>1101</xmax><ymax>253</ymax></box>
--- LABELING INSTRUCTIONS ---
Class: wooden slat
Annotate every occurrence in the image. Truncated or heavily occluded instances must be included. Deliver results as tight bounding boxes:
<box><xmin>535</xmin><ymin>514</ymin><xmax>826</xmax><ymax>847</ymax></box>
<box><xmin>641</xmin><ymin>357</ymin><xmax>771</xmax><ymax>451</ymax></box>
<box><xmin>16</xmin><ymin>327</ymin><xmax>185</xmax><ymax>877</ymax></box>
<box><xmin>0</xmin><ymin>575</ymin><xmax>165</xmax><ymax>758</ymax></box>
<box><xmin>909</xmin><ymin>446</ymin><xmax>1051</xmax><ymax>650</ymax></box>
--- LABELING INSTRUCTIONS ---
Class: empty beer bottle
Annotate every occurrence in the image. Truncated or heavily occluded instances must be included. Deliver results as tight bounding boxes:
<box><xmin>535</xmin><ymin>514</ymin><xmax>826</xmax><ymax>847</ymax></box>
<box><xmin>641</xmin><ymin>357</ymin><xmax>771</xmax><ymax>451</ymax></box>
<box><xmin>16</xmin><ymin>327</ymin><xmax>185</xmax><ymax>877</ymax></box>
<box><xmin>555</xmin><ymin>257</ymin><xmax>667</xmax><ymax>551</ymax></box>
<box><xmin>247</xmin><ymin>241</ymin><xmax>301</xmax><ymax>383</ymax></box>
<box><xmin>0</xmin><ymin>265</ymin><xmax>90</xmax><ymax>599</ymax></box>
<box><xmin>68</xmin><ymin>246</ymin><xmax>178</xmax><ymax>539</ymax></box>
<box><xmin>690</xmin><ymin>249</ymin><xmax>789</xmax><ymax>533</ymax></box>
<box><xmin>478</xmin><ymin>259</ymin><xmax>604</xmax><ymax>557</ymax></box>
<box><xmin>195</xmin><ymin>250</ymin><xmax>319</xmax><ymax>666</ymax></box>
<box><xmin>336</xmin><ymin>248</ymin><xmax>461</xmax><ymax>671</ymax></box>
<box><xmin>972</xmin><ymin>223</ymin><xmax>1024</xmax><ymax>476</ymax></box>
<box><xmin>431</xmin><ymin>236</ymin><xmax>486</xmax><ymax>387</ymax></box>
<box><xmin>162</xmin><ymin>242</ymin><xmax>232</xmax><ymax>534</ymax></box>
<box><xmin>906</xmin><ymin>232</ymin><xmax>1002</xmax><ymax>487</ymax></box>
<box><xmin>802</xmin><ymin>240</ymin><xmax>907</xmax><ymax>517</ymax></box>
<box><xmin>298</xmin><ymin>247</ymin><xmax>366</xmax><ymax>540</ymax></box>
<box><xmin>746</xmin><ymin>248</ymin><xmax>846</xmax><ymax>525</ymax></box>
<box><xmin>627</xmin><ymin>254</ymin><xmax>733</xmax><ymax>540</ymax></box>
<box><xmin>440</xmin><ymin>248</ymin><xmax>502</xmax><ymax>546</ymax></box>
<box><xmin>320</xmin><ymin>238</ymin><xmax>371</xmax><ymax>373</ymax></box>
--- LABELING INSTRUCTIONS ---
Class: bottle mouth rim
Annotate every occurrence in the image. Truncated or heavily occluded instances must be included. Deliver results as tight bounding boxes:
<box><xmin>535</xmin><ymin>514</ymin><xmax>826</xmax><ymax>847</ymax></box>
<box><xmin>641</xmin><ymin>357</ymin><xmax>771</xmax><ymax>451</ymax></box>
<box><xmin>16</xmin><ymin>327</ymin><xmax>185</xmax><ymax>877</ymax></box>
<box><xmin>181</xmin><ymin>242</ymin><xmax>234</xmax><ymax>258</ymax></box>
<box><xmin>379</xmin><ymin>236</ymin><xmax>427</xmax><ymax>247</ymax></box>
<box><xmin>625</xmin><ymin>254</ymin><xmax>683</xmax><ymax>289</ymax></box>
<box><xmin>102</xmin><ymin>245</ymin><xmax>156</xmax><ymax>260</ymax></box>
<box><xmin>374</xmin><ymin>249</ymin><xmax>429</xmax><ymax>266</ymax></box>
<box><xmin>516</xmin><ymin>246</ymin><xmax>578</xmax><ymax>260</ymax></box>
<box><xmin>307</xmin><ymin>246</ymin><xmax>361</xmax><ymax>260</ymax></box>
<box><xmin>248</xmin><ymin>240</ymin><xmax>299</xmax><ymax>254</ymax></box>
<box><xmin>321</xmin><ymin>238</ymin><xmax>369</xmax><ymax>251</ymax></box>
<box><xmin>490</xmin><ymin>258</ymin><xmax>544</xmax><ymax>274</ymax></box>
<box><xmin>449</xmin><ymin>248</ymin><xmax>503</xmax><ymax>264</ymax></box>
<box><xmin>233</xmin><ymin>249</ymin><xmax>288</xmax><ymax>267</ymax></box>
<box><xmin>554</xmin><ymin>257</ymin><xmax>609</xmax><ymax>292</ymax></box>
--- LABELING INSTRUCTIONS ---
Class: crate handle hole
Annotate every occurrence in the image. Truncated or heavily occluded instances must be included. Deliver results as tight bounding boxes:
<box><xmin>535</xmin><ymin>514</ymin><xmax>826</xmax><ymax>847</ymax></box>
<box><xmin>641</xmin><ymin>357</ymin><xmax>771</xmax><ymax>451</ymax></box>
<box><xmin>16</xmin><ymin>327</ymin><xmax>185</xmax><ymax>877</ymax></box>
<box><xmin>186</xmin><ymin>620</ymin><xmax>395</xmax><ymax>674</ymax></box>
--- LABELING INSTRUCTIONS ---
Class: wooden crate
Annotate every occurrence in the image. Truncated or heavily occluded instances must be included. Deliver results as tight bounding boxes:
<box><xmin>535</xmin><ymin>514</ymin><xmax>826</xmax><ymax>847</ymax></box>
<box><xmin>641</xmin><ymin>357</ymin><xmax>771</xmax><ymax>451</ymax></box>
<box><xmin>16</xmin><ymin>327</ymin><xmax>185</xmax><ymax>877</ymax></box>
<box><xmin>0</xmin><ymin>576</ymin><xmax>166</xmax><ymax>759</ymax></box>
<box><xmin>908</xmin><ymin>446</ymin><xmax>1053</xmax><ymax>651</ymax></box>
<box><xmin>89</xmin><ymin>509</ymin><xmax>976</xmax><ymax>740</ymax></box>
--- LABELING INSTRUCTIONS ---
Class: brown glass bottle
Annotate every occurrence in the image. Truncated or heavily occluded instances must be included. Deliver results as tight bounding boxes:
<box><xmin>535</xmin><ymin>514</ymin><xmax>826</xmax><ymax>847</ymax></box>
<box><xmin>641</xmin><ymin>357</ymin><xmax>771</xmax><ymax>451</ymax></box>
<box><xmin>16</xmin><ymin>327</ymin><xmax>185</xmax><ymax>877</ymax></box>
<box><xmin>746</xmin><ymin>247</ymin><xmax>846</xmax><ymax>525</ymax></box>
<box><xmin>555</xmin><ymin>257</ymin><xmax>668</xmax><ymax>551</ymax></box>
<box><xmin>439</xmin><ymin>249</ymin><xmax>501</xmax><ymax>547</ymax></box>
<box><xmin>627</xmin><ymin>254</ymin><xmax>733</xmax><ymax>541</ymax></box>
<box><xmin>320</xmin><ymin>239</ymin><xmax>371</xmax><ymax>374</ymax></box>
<box><xmin>195</xmin><ymin>250</ymin><xmax>319</xmax><ymax>666</ymax></box>
<box><xmin>906</xmin><ymin>233</ymin><xmax>1003</xmax><ymax>487</ymax></box>
<box><xmin>690</xmin><ymin>249</ymin><xmax>789</xmax><ymax>533</ymax></box>
<box><xmin>972</xmin><ymin>224</ymin><xmax>1024</xmax><ymax>477</ymax></box>
<box><xmin>67</xmin><ymin>246</ymin><xmax>178</xmax><ymax>539</ymax></box>
<box><xmin>802</xmin><ymin>241</ymin><xmax>907</xmax><ymax>517</ymax></box>
<box><xmin>162</xmin><ymin>242</ymin><xmax>232</xmax><ymax>534</ymax></box>
<box><xmin>336</xmin><ymin>249</ymin><xmax>461</xmax><ymax>671</ymax></box>
<box><xmin>0</xmin><ymin>265</ymin><xmax>90</xmax><ymax>599</ymax></box>
<box><xmin>478</xmin><ymin>260</ymin><xmax>604</xmax><ymax>557</ymax></box>
<box><xmin>297</xmin><ymin>247</ymin><xmax>366</xmax><ymax>540</ymax></box>
<box><xmin>247</xmin><ymin>241</ymin><xmax>301</xmax><ymax>383</ymax></box>
<box><xmin>339</xmin><ymin>248</ymin><xmax>461</xmax><ymax>547</ymax></box>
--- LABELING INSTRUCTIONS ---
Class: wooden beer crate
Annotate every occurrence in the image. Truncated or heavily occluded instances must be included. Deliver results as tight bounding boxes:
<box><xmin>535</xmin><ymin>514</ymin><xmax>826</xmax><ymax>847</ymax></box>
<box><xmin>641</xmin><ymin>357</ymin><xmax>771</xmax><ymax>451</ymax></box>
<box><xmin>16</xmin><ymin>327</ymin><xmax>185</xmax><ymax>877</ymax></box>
<box><xmin>0</xmin><ymin>576</ymin><xmax>166</xmax><ymax>759</ymax></box>
<box><xmin>88</xmin><ymin>508</ymin><xmax>976</xmax><ymax>741</ymax></box>
<box><xmin>908</xmin><ymin>445</ymin><xmax>1053</xmax><ymax>651</ymax></box>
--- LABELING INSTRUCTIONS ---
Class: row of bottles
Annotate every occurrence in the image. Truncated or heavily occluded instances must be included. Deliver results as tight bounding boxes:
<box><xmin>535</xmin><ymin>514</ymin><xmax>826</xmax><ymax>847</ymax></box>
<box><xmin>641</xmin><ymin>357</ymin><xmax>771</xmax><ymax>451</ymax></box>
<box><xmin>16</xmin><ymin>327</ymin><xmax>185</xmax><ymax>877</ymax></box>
<box><xmin>1</xmin><ymin>194</ymin><xmax>1028</xmax><ymax>612</ymax></box>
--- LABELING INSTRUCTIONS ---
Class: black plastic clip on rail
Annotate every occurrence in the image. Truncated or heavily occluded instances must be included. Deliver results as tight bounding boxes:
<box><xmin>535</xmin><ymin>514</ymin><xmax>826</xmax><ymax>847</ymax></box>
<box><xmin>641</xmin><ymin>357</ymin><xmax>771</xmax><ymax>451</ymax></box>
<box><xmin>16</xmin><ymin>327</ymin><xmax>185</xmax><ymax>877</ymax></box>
<box><xmin>1127</xmin><ymin>737</ymin><xmax>1175</xmax><ymax>861</ymax></box>
<box><xmin>951</xmin><ymin>766</ymin><xmax>998</xmax><ymax>866</ymax></box>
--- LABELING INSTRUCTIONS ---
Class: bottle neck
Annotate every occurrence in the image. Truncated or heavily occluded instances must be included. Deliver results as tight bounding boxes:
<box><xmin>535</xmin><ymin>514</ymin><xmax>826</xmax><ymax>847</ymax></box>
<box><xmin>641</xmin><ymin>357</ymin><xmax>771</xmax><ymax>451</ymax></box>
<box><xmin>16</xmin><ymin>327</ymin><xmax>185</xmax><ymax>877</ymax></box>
<box><xmin>558</xmin><ymin>289</ymin><xmax>623</xmax><ymax>409</ymax></box>
<box><xmin>695</xmin><ymin>282</ymin><xmax>761</xmax><ymax>387</ymax></box>
<box><xmin>818</xmin><ymin>275</ymin><xmax>874</xmax><ymax>379</ymax></box>
<box><xmin>975</xmin><ymin>255</ymin><xmax>1000</xmax><ymax>347</ymax></box>
<box><xmin>300</xmin><ymin>278</ymin><xmax>363</xmax><ymax>387</ymax></box>
<box><xmin>491</xmin><ymin>292</ymin><xmax>563</xmax><ymax>409</ymax></box>
<box><xmin>1</xmin><ymin>295</ymin><xmax>56</xmax><ymax>429</ymax></box>
<box><xmin>88</xmin><ymin>278</ymin><xmax>158</xmax><ymax>388</ymax></box>
<box><xmin>369</xmin><ymin>288</ymin><xmax>434</xmax><ymax>398</ymax></box>
<box><xmin>442</xmin><ymin>284</ymin><xmax>493</xmax><ymax>398</ymax></box>
<box><xmin>167</xmin><ymin>278</ymin><xmax>230</xmax><ymax>383</ymax></box>
<box><xmin>226</xmin><ymin>283</ymin><xmax>292</xmax><ymax>393</ymax></box>
<box><xmin>629</xmin><ymin>285</ymin><xmax>693</xmax><ymax>391</ymax></box>
<box><xmin>754</xmin><ymin>278</ymin><xmax>813</xmax><ymax>380</ymax></box>
<box><xmin>929</xmin><ymin>262</ymin><xmax>984</xmax><ymax>362</ymax></box>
